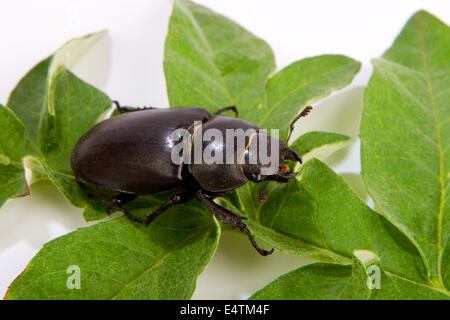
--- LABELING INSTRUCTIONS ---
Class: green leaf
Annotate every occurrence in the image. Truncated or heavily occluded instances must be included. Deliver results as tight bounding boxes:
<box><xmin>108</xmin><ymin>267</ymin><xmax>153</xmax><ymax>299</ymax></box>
<box><xmin>289</xmin><ymin>131</ymin><xmax>351</xmax><ymax>162</ymax></box>
<box><xmin>7</xmin><ymin>31</ymin><xmax>107</xmax><ymax>145</ymax></box>
<box><xmin>257</xmin><ymin>55</ymin><xmax>361</xmax><ymax>138</ymax></box>
<box><xmin>7</xmin><ymin>57</ymin><xmax>51</xmax><ymax>144</ymax></box>
<box><xmin>47</xmin><ymin>31</ymin><xmax>107</xmax><ymax>115</ymax></box>
<box><xmin>3</xmin><ymin>26</ymin><xmax>222</xmax><ymax>300</ymax></box>
<box><xmin>10</xmin><ymin>68</ymin><xmax>111</xmax><ymax>214</ymax></box>
<box><xmin>164</xmin><ymin>0</ymin><xmax>275</xmax><ymax>114</ymax></box>
<box><xmin>250</xmin><ymin>250</ymin><xmax>376</xmax><ymax>300</ymax></box>
<box><xmin>0</xmin><ymin>105</ymin><xmax>25</xmax><ymax>165</ymax></box>
<box><xmin>164</xmin><ymin>1</ymin><xmax>360</xmax><ymax>140</ymax></box>
<box><xmin>164</xmin><ymin>0</ymin><xmax>363</xmax><ymax>269</ymax></box>
<box><xmin>243</xmin><ymin>159</ymin><xmax>429</xmax><ymax>283</ymax></box>
<box><xmin>82</xmin><ymin>201</ymin><xmax>111</xmax><ymax>222</ymax></box>
<box><xmin>250</xmin><ymin>250</ymin><xmax>449</xmax><ymax>300</ymax></box>
<box><xmin>5</xmin><ymin>206</ymin><xmax>220</xmax><ymax>300</ymax></box>
<box><xmin>2</xmin><ymin>31</ymin><xmax>111</xmax><ymax>212</ymax></box>
<box><xmin>360</xmin><ymin>10</ymin><xmax>450</xmax><ymax>287</ymax></box>
<box><xmin>245</xmin><ymin>219</ymin><xmax>349</xmax><ymax>264</ymax></box>
<box><xmin>227</xmin><ymin>130</ymin><xmax>353</xmax><ymax>243</ymax></box>
<box><xmin>0</xmin><ymin>105</ymin><xmax>27</xmax><ymax>207</ymax></box>
<box><xmin>221</xmin><ymin>129</ymin><xmax>352</xmax><ymax>240</ymax></box>
<box><xmin>21</xmin><ymin>154</ymin><xmax>87</xmax><ymax>208</ymax></box>
<box><xmin>40</xmin><ymin>67</ymin><xmax>111</xmax><ymax>174</ymax></box>
<box><xmin>2</xmin><ymin>31</ymin><xmax>112</xmax><ymax>216</ymax></box>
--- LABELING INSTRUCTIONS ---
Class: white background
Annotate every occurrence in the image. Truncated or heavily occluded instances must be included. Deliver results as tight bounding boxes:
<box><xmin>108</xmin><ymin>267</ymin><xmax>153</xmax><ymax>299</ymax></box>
<box><xmin>0</xmin><ymin>0</ymin><xmax>448</xmax><ymax>299</ymax></box>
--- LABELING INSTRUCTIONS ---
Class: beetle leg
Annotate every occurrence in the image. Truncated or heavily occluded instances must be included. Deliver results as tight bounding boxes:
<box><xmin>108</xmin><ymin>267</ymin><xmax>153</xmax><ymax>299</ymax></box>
<box><xmin>113</xmin><ymin>100</ymin><xmax>156</xmax><ymax>113</ymax></box>
<box><xmin>108</xmin><ymin>193</ymin><xmax>140</xmax><ymax>221</ymax></box>
<box><xmin>76</xmin><ymin>178</ymin><xmax>109</xmax><ymax>202</ymax></box>
<box><xmin>96</xmin><ymin>192</ymin><xmax>141</xmax><ymax>222</ymax></box>
<box><xmin>143</xmin><ymin>193</ymin><xmax>193</xmax><ymax>226</ymax></box>
<box><xmin>213</xmin><ymin>105</ymin><xmax>238</xmax><ymax>117</ymax></box>
<box><xmin>188</xmin><ymin>106</ymin><xmax>238</xmax><ymax>130</ymax></box>
<box><xmin>194</xmin><ymin>190</ymin><xmax>274</xmax><ymax>256</ymax></box>
<box><xmin>76</xmin><ymin>179</ymin><xmax>142</xmax><ymax>222</ymax></box>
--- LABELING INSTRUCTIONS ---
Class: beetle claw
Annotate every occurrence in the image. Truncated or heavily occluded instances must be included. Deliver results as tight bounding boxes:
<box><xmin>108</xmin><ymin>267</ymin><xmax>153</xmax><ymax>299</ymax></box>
<box><xmin>243</xmin><ymin>226</ymin><xmax>274</xmax><ymax>256</ymax></box>
<box><xmin>195</xmin><ymin>190</ymin><xmax>273</xmax><ymax>256</ymax></box>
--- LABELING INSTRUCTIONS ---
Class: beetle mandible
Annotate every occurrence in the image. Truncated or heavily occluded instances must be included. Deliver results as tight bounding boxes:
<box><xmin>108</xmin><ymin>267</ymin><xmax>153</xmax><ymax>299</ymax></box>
<box><xmin>71</xmin><ymin>102</ymin><xmax>312</xmax><ymax>256</ymax></box>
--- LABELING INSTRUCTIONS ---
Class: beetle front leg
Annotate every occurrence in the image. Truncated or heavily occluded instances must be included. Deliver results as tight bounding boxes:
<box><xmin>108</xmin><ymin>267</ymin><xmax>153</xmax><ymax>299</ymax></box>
<box><xmin>194</xmin><ymin>190</ymin><xmax>274</xmax><ymax>256</ymax></box>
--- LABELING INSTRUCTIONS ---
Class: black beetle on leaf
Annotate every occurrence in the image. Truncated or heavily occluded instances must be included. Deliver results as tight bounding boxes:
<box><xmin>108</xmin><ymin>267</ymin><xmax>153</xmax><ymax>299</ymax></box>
<box><xmin>71</xmin><ymin>102</ymin><xmax>312</xmax><ymax>256</ymax></box>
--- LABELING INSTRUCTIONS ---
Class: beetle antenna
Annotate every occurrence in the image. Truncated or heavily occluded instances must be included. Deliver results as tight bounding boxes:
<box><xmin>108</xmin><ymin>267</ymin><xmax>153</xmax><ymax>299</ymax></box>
<box><xmin>286</xmin><ymin>106</ymin><xmax>313</xmax><ymax>144</ymax></box>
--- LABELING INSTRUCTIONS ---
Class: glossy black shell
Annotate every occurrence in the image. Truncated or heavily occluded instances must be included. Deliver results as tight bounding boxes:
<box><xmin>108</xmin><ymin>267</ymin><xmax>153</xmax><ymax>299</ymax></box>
<box><xmin>188</xmin><ymin>115</ymin><xmax>260</xmax><ymax>193</ymax></box>
<box><xmin>70</xmin><ymin>107</ymin><xmax>210</xmax><ymax>195</ymax></box>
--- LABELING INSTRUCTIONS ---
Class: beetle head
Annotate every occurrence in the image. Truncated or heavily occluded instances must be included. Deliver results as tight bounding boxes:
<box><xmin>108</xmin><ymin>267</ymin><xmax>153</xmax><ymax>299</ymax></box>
<box><xmin>269</xmin><ymin>146</ymin><xmax>302</xmax><ymax>182</ymax></box>
<box><xmin>242</xmin><ymin>106</ymin><xmax>312</xmax><ymax>184</ymax></box>
<box><xmin>241</xmin><ymin>135</ymin><xmax>302</xmax><ymax>183</ymax></box>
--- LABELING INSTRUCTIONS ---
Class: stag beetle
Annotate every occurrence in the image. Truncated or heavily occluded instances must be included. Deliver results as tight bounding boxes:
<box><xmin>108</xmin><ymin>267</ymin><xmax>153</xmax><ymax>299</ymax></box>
<box><xmin>71</xmin><ymin>102</ymin><xmax>312</xmax><ymax>256</ymax></box>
